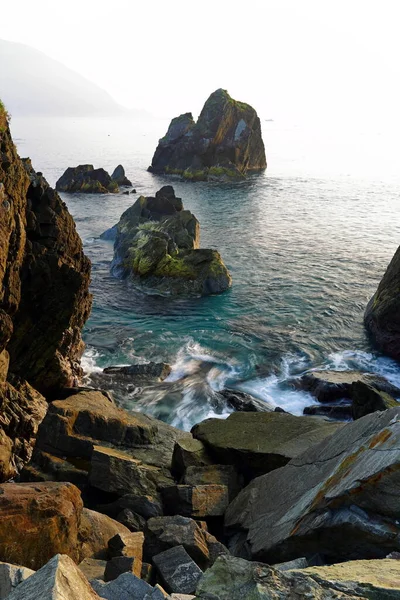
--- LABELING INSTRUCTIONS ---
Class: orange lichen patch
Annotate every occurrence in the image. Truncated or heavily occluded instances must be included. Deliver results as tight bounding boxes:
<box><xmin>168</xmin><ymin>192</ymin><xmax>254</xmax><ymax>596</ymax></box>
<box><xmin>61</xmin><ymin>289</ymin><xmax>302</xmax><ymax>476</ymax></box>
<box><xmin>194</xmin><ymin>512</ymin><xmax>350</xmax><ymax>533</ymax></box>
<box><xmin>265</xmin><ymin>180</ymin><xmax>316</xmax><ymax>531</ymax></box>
<box><xmin>368</xmin><ymin>428</ymin><xmax>392</xmax><ymax>449</ymax></box>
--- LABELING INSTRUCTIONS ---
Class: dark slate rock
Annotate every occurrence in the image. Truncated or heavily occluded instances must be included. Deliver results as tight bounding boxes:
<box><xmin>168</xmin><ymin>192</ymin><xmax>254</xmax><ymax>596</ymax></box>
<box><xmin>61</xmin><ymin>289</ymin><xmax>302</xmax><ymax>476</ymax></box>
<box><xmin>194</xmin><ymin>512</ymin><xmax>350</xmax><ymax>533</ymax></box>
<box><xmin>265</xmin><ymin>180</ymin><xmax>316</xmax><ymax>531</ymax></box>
<box><xmin>152</xmin><ymin>545</ymin><xmax>203</xmax><ymax>594</ymax></box>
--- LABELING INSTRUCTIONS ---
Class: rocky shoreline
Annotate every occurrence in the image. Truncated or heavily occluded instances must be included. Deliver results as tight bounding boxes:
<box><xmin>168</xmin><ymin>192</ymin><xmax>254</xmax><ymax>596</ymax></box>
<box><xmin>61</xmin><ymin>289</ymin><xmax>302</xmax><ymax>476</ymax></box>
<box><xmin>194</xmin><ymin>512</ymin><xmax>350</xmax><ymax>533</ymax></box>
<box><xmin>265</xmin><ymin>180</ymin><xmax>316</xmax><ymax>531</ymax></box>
<box><xmin>1</xmin><ymin>103</ymin><xmax>400</xmax><ymax>599</ymax></box>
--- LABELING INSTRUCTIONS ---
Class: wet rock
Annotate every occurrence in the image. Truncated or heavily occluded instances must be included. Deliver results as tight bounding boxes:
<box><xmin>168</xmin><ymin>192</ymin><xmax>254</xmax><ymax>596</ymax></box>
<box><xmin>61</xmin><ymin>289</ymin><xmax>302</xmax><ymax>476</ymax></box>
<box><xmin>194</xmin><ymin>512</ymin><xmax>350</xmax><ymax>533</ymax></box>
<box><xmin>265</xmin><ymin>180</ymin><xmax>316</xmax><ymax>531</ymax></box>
<box><xmin>153</xmin><ymin>545</ymin><xmax>203</xmax><ymax>594</ymax></box>
<box><xmin>224</xmin><ymin>407</ymin><xmax>400</xmax><ymax>563</ymax></box>
<box><xmin>351</xmin><ymin>380</ymin><xmax>398</xmax><ymax>419</ymax></box>
<box><xmin>192</xmin><ymin>411</ymin><xmax>341</xmax><ymax>479</ymax></box>
<box><xmin>0</xmin><ymin>482</ymin><xmax>82</xmax><ymax>570</ymax></box>
<box><xmin>6</xmin><ymin>554</ymin><xmax>101</xmax><ymax>600</ymax></box>
<box><xmin>0</xmin><ymin>562</ymin><xmax>34</xmax><ymax>599</ymax></box>
<box><xmin>110</xmin><ymin>186</ymin><xmax>231</xmax><ymax>296</ymax></box>
<box><xmin>103</xmin><ymin>362</ymin><xmax>172</xmax><ymax>382</ymax></box>
<box><xmin>116</xmin><ymin>508</ymin><xmax>146</xmax><ymax>532</ymax></box>
<box><xmin>111</xmin><ymin>164</ymin><xmax>132</xmax><ymax>187</ymax></box>
<box><xmin>56</xmin><ymin>164</ymin><xmax>119</xmax><ymax>193</ymax></box>
<box><xmin>78</xmin><ymin>508</ymin><xmax>130</xmax><ymax>561</ymax></box>
<box><xmin>148</xmin><ymin>89</ymin><xmax>266</xmax><ymax>180</ymax></box>
<box><xmin>303</xmin><ymin>403</ymin><xmax>353</xmax><ymax>420</ymax></box>
<box><xmin>218</xmin><ymin>388</ymin><xmax>273</xmax><ymax>412</ymax></box>
<box><xmin>162</xmin><ymin>484</ymin><xmax>229</xmax><ymax>518</ymax></box>
<box><xmin>195</xmin><ymin>554</ymin><xmax>361</xmax><ymax>600</ymax></box>
<box><xmin>104</xmin><ymin>556</ymin><xmax>141</xmax><ymax>581</ymax></box>
<box><xmin>297</xmin><ymin>370</ymin><xmax>400</xmax><ymax>403</ymax></box>
<box><xmin>92</xmin><ymin>572</ymin><xmax>164</xmax><ymax>600</ymax></box>
<box><xmin>78</xmin><ymin>558</ymin><xmax>106</xmax><ymax>582</ymax></box>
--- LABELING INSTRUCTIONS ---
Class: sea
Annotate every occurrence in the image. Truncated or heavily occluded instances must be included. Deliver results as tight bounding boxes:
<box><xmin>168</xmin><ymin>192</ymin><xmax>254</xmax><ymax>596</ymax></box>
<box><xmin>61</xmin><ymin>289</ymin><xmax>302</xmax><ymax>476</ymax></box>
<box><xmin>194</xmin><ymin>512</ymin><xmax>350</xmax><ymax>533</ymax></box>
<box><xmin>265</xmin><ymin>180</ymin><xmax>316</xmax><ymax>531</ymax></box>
<box><xmin>9</xmin><ymin>115</ymin><xmax>400</xmax><ymax>430</ymax></box>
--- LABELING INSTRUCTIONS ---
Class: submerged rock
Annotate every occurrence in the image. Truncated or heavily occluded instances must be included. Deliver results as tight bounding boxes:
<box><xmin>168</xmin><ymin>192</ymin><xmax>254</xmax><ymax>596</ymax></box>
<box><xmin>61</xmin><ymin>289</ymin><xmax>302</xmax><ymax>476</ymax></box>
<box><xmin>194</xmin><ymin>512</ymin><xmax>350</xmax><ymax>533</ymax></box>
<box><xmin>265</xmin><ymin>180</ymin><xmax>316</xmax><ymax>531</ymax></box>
<box><xmin>56</xmin><ymin>164</ymin><xmax>119</xmax><ymax>193</ymax></box>
<box><xmin>109</xmin><ymin>186</ymin><xmax>231</xmax><ymax>296</ymax></box>
<box><xmin>148</xmin><ymin>89</ymin><xmax>266</xmax><ymax>180</ymax></box>
<box><xmin>224</xmin><ymin>407</ymin><xmax>400</xmax><ymax>563</ymax></box>
<box><xmin>111</xmin><ymin>164</ymin><xmax>132</xmax><ymax>187</ymax></box>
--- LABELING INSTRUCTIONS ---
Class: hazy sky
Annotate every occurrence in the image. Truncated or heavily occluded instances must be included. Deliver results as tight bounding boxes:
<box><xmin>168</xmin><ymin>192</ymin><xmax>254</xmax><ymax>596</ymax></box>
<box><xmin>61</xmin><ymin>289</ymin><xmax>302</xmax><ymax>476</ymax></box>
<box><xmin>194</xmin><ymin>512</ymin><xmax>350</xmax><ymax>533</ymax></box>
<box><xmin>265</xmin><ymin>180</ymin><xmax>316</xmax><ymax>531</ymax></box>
<box><xmin>1</xmin><ymin>0</ymin><xmax>400</xmax><ymax>126</ymax></box>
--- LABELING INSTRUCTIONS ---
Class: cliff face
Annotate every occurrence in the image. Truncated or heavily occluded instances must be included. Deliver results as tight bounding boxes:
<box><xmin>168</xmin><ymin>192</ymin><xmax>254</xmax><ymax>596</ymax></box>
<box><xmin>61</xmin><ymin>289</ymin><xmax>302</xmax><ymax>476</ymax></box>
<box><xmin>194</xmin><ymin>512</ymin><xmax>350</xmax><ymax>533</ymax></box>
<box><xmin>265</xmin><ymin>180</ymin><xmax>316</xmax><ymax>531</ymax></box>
<box><xmin>148</xmin><ymin>89</ymin><xmax>267</xmax><ymax>181</ymax></box>
<box><xmin>365</xmin><ymin>246</ymin><xmax>400</xmax><ymax>360</ymax></box>
<box><xmin>0</xmin><ymin>108</ymin><xmax>92</xmax><ymax>479</ymax></box>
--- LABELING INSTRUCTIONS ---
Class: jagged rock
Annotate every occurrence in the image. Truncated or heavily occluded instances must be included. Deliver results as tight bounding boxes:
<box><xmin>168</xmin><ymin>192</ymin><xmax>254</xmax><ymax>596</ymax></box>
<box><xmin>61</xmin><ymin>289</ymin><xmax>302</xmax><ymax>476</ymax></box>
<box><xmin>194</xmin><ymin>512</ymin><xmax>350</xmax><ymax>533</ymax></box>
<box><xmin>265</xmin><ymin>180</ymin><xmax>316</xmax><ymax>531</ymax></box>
<box><xmin>108</xmin><ymin>532</ymin><xmax>144</xmax><ymax>576</ymax></box>
<box><xmin>21</xmin><ymin>449</ymin><xmax>89</xmax><ymax>486</ymax></box>
<box><xmin>56</xmin><ymin>164</ymin><xmax>119</xmax><ymax>193</ymax></box>
<box><xmin>116</xmin><ymin>508</ymin><xmax>146</xmax><ymax>532</ymax></box>
<box><xmin>0</xmin><ymin>562</ymin><xmax>35</xmax><ymax>599</ymax></box>
<box><xmin>105</xmin><ymin>556</ymin><xmax>140</xmax><ymax>581</ymax></box>
<box><xmin>78</xmin><ymin>558</ymin><xmax>106</xmax><ymax>582</ymax></box>
<box><xmin>0</xmin><ymin>350</ymin><xmax>9</xmax><ymax>382</ymax></box>
<box><xmin>109</xmin><ymin>186</ymin><xmax>231</xmax><ymax>296</ymax></box>
<box><xmin>91</xmin><ymin>572</ymin><xmax>165</xmax><ymax>600</ymax></box>
<box><xmin>162</xmin><ymin>484</ymin><xmax>229</xmax><ymax>518</ymax></box>
<box><xmin>192</xmin><ymin>411</ymin><xmax>341</xmax><ymax>479</ymax></box>
<box><xmin>297</xmin><ymin>370</ymin><xmax>400</xmax><ymax>403</ymax></box>
<box><xmin>218</xmin><ymin>388</ymin><xmax>274</xmax><ymax>412</ymax></box>
<box><xmin>224</xmin><ymin>407</ymin><xmax>400</xmax><ymax>564</ymax></box>
<box><xmin>148</xmin><ymin>89</ymin><xmax>266</xmax><ymax>181</ymax></box>
<box><xmin>195</xmin><ymin>555</ymin><xmax>362</xmax><ymax>600</ymax></box>
<box><xmin>153</xmin><ymin>545</ymin><xmax>203</xmax><ymax>594</ymax></box>
<box><xmin>351</xmin><ymin>380</ymin><xmax>398</xmax><ymax>419</ymax></box>
<box><xmin>0</xmin><ymin>121</ymin><xmax>91</xmax><ymax>396</ymax></box>
<box><xmin>111</xmin><ymin>165</ymin><xmax>132</xmax><ymax>187</ymax></box>
<box><xmin>365</xmin><ymin>245</ymin><xmax>400</xmax><ymax>360</ymax></box>
<box><xmin>183</xmin><ymin>465</ymin><xmax>242</xmax><ymax>501</ymax></box>
<box><xmin>171</xmin><ymin>437</ymin><xmax>213</xmax><ymax>479</ymax></box>
<box><xmin>0</xmin><ymin>482</ymin><xmax>83</xmax><ymax>570</ymax></box>
<box><xmin>298</xmin><ymin>558</ymin><xmax>400</xmax><ymax>598</ymax></box>
<box><xmin>78</xmin><ymin>508</ymin><xmax>130</xmax><ymax>561</ymax></box>
<box><xmin>6</xmin><ymin>554</ymin><xmax>101</xmax><ymax>599</ymax></box>
<box><xmin>98</xmin><ymin>493</ymin><xmax>163</xmax><ymax>519</ymax></box>
<box><xmin>273</xmin><ymin>557</ymin><xmax>308</xmax><ymax>571</ymax></box>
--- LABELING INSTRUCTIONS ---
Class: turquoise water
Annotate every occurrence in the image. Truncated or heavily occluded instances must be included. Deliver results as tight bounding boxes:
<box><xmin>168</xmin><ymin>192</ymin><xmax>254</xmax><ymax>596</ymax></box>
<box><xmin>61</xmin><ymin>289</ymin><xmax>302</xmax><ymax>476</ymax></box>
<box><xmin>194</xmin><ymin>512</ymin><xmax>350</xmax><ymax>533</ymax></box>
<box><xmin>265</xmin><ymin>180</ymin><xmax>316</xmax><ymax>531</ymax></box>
<box><xmin>11</xmin><ymin>116</ymin><xmax>400</xmax><ymax>429</ymax></box>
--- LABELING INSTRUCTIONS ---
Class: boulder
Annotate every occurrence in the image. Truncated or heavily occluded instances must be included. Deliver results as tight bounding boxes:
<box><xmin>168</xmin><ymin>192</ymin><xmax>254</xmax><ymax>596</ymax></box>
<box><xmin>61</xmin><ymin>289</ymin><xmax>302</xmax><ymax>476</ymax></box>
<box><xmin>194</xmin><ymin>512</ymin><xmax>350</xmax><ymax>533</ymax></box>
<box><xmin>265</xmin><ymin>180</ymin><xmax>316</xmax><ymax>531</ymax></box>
<box><xmin>0</xmin><ymin>123</ymin><xmax>91</xmax><ymax>396</ymax></box>
<box><xmin>78</xmin><ymin>558</ymin><xmax>106</xmax><ymax>582</ymax></box>
<box><xmin>297</xmin><ymin>370</ymin><xmax>400</xmax><ymax>403</ymax></box>
<box><xmin>365</xmin><ymin>245</ymin><xmax>400</xmax><ymax>360</ymax></box>
<box><xmin>111</xmin><ymin>165</ymin><xmax>132</xmax><ymax>187</ymax></box>
<box><xmin>148</xmin><ymin>89</ymin><xmax>266</xmax><ymax>181</ymax></box>
<box><xmin>183</xmin><ymin>465</ymin><xmax>242</xmax><ymax>501</ymax></box>
<box><xmin>195</xmin><ymin>555</ymin><xmax>362</xmax><ymax>600</ymax></box>
<box><xmin>192</xmin><ymin>411</ymin><xmax>341</xmax><ymax>479</ymax></box>
<box><xmin>98</xmin><ymin>493</ymin><xmax>163</xmax><ymax>519</ymax></box>
<box><xmin>351</xmin><ymin>380</ymin><xmax>398</xmax><ymax>419</ymax></box>
<box><xmin>91</xmin><ymin>572</ymin><xmax>165</xmax><ymax>600</ymax></box>
<box><xmin>153</xmin><ymin>546</ymin><xmax>203</xmax><ymax>594</ymax></box>
<box><xmin>108</xmin><ymin>532</ymin><xmax>144</xmax><ymax>575</ymax></box>
<box><xmin>303</xmin><ymin>403</ymin><xmax>353</xmax><ymax>420</ymax></box>
<box><xmin>218</xmin><ymin>388</ymin><xmax>274</xmax><ymax>412</ymax></box>
<box><xmin>0</xmin><ymin>562</ymin><xmax>35</xmax><ymax>599</ymax></box>
<box><xmin>298</xmin><ymin>558</ymin><xmax>400</xmax><ymax>599</ymax></box>
<box><xmin>56</xmin><ymin>164</ymin><xmax>119</xmax><ymax>193</ymax></box>
<box><xmin>78</xmin><ymin>508</ymin><xmax>130</xmax><ymax>561</ymax></box>
<box><xmin>109</xmin><ymin>186</ymin><xmax>231</xmax><ymax>296</ymax></box>
<box><xmin>171</xmin><ymin>437</ymin><xmax>213</xmax><ymax>479</ymax></box>
<box><xmin>103</xmin><ymin>362</ymin><xmax>172</xmax><ymax>381</ymax></box>
<box><xmin>116</xmin><ymin>508</ymin><xmax>146</xmax><ymax>532</ymax></box>
<box><xmin>162</xmin><ymin>484</ymin><xmax>229</xmax><ymax>518</ymax></box>
<box><xmin>104</xmin><ymin>556</ymin><xmax>140</xmax><ymax>581</ymax></box>
<box><xmin>6</xmin><ymin>554</ymin><xmax>101</xmax><ymax>600</ymax></box>
<box><xmin>224</xmin><ymin>407</ymin><xmax>400</xmax><ymax>563</ymax></box>
<box><xmin>0</xmin><ymin>482</ymin><xmax>83</xmax><ymax>570</ymax></box>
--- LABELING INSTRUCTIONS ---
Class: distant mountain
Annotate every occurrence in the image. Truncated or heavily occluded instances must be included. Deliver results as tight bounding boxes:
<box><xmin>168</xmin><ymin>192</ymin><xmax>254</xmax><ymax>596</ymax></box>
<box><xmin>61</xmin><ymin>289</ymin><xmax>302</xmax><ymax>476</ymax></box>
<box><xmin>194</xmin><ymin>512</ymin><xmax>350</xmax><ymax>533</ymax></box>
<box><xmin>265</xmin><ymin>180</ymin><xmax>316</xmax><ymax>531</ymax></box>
<box><xmin>0</xmin><ymin>39</ymin><xmax>137</xmax><ymax>117</ymax></box>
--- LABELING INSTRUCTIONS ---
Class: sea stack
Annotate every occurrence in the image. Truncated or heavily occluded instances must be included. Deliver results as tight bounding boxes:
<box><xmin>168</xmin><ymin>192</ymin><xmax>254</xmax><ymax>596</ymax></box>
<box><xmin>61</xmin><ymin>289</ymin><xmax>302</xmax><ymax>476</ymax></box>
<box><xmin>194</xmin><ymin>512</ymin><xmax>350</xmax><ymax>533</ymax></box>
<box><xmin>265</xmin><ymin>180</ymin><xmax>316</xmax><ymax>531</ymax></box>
<box><xmin>365</xmin><ymin>245</ymin><xmax>400</xmax><ymax>360</ymax></box>
<box><xmin>148</xmin><ymin>89</ymin><xmax>267</xmax><ymax>181</ymax></box>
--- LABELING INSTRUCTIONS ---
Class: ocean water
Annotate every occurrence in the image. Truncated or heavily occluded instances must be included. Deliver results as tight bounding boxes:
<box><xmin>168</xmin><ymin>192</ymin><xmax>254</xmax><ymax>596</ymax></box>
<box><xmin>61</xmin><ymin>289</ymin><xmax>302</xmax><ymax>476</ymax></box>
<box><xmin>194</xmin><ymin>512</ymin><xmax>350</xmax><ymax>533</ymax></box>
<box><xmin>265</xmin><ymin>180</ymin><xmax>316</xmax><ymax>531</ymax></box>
<box><xmin>10</xmin><ymin>115</ymin><xmax>400</xmax><ymax>429</ymax></box>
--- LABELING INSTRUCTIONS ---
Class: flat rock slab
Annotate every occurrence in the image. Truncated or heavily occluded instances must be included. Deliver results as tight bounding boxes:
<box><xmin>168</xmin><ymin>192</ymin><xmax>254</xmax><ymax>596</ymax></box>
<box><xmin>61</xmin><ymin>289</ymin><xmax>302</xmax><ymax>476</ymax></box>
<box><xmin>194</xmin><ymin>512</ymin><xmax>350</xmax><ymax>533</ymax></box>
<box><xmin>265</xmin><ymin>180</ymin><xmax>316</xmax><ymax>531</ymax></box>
<box><xmin>153</xmin><ymin>545</ymin><xmax>203</xmax><ymax>594</ymax></box>
<box><xmin>7</xmin><ymin>554</ymin><xmax>101</xmax><ymax>599</ymax></box>
<box><xmin>0</xmin><ymin>562</ymin><xmax>34</xmax><ymax>599</ymax></box>
<box><xmin>192</xmin><ymin>411</ymin><xmax>341</xmax><ymax>477</ymax></box>
<box><xmin>225</xmin><ymin>407</ymin><xmax>400</xmax><ymax>563</ymax></box>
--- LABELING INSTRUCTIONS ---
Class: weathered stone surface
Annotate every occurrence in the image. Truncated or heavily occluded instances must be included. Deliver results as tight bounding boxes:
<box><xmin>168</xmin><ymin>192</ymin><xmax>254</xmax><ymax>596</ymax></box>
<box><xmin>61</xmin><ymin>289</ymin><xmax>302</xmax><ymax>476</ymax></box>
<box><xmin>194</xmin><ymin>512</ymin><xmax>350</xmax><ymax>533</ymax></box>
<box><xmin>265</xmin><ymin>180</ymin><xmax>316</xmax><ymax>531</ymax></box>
<box><xmin>7</xmin><ymin>554</ymin><xmax>101</xmax><ymax>599</ymax></box>
<box><xmin>153</xmin><ymin>545</ymin><xmax>203</xmax><ymax>594</ymax></box>
<box><xmin>0</xmin><ymin>482</ymin><xmax>83</xmax><ymax>570</ymax></box>
<box><xmin>56</xmin><ymin>164</ymin><xmax>119</xmax><ymax>193</ymax></box>
<box><xmin>144</xmin><ymin>516</ymin><xmax>210</xmax><ymax>568</ymax></box>
<box><xmin>105</xmin><ymin>556</ymin><xmax>141</xmax><ymax>581</ymax></box>
<box><xmin>273</xmin><ymin>557</ymin><xmax>308</xmax><ymax>571</ymax></box>
<box><xmin>0</xmin><ymin>131</ymin><xmax>92</xmax><ymax>394</ymax></box>
<box><xmin>218</xmin><ymin>388</ymin><xmax>274</xmax><ymax>412</ymax></box>
<box><xmin>0</xmin><ymin>561</ymin><xmax>34</xmax><ymax>599</ymax></box>
<box><xmin>116</xmin><ymin>508</ymin><xmax>146</xmax><ymax>532</ymax></box>
<box><xmin>21</xmin><ymin>449</ymin><xmax>88</xmax><ymax>485</ymax></box>
<box><xmin>78</xmin><ymin>508</ymin><xmax>130</xmax><ymax>561</ymax></box>
<box><xmin>108</xmin><ymin>532</ymin><xmax>144</xmax><ymax>569</ymax></box>
<box><xmin>99</xmin><ymin>493</ymin><xmax>163</xmax><ymax>519</ymax></box>
<box><xmin>91</xmin><ymin>572</ymin><xmax>164</xmax><ymax>600</ymax></box>
<box><xmin>351</xmin><ymin>381</ymin><xmax>398</xmax><ymax>420</ymax></box>
<box><xmin>148</xmin><ymin>89</ymin><xmax>266</xmax><ymax>181</ymax></box>
<box><xmin>109</xmin><ymin>186</ymin><xmax>231</xmax><ymax>296</ymax></box>
<box><xmin>192</xmin><ymin>411</ymin><xmax>341</xmax><ymax>479</ymax></box>
<box><xmin>298</xmin><ymin>559</ymin><xmax>400</xmax><ymax>599</ymax></box>
<box><xmin>365</xmin><ymin>245</ymin><xmax>400</xmax><ymax>361</ymax></box>
<box><xmin>162</xmin><ymin>484</ymin><xmax>229</xmax><ymax>518</ymax></box>
<box><xmin>171</xmin><ymin>437</ymin><xmax>212</xmax><ymax>479</ymax></box>
<box><xmin>225</xmin><ymin>408</ymin><xmax>400</xmax><ymax>563</ymax></box>
<box><xmin>303</xmin><ymin>403</ymin><xmax>353</xmax><ymax>420</ymax></box>
<box><xmin>195</xmin><ymin>555</ymin><xmax>362</xmax><ymax>600</ymax></box>
<box><xmin>183</xmin><ymin>465</ymin><xmax>242</xmax><ymax>501</ymax></box>
<box><xmin>298</xmin><ymin>370</ymin><xmax>400</xmax><ymax>403</ymax></box>
<box><xmin>78</xmin><ymin>558</ymin><xmax>106</xmax><ymax>582</ymax></box>
<box><xmin>0</xmin><ymin>351</ymin><xmax>9</xmax><ymax>382</ymax></box>
<box><xmin>111</xmin><ymin>164</ymin><xmax>132</xmax><ymax>187</ymax></box>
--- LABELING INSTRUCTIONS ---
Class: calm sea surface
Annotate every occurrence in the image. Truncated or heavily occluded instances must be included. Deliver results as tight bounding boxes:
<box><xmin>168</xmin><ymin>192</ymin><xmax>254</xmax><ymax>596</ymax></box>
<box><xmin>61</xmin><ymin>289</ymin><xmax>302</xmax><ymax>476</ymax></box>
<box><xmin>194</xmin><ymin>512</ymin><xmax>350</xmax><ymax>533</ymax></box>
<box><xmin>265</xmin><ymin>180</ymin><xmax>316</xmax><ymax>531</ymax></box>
<box><xmin>10</xmin><ymin>116</ymin><xmax>400</xmax><ymax>429</ymax></box>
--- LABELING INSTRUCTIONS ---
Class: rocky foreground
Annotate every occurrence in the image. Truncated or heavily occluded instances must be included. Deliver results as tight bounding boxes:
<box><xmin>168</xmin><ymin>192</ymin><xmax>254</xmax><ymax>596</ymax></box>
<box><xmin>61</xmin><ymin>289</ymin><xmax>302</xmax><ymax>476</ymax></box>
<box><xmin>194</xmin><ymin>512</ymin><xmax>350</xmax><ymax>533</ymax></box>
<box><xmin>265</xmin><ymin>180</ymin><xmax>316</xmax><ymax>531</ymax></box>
<box><xmin>148</xmin><ymin>89</ymin><xmax>267</xmax><ymax>181</ymax></box>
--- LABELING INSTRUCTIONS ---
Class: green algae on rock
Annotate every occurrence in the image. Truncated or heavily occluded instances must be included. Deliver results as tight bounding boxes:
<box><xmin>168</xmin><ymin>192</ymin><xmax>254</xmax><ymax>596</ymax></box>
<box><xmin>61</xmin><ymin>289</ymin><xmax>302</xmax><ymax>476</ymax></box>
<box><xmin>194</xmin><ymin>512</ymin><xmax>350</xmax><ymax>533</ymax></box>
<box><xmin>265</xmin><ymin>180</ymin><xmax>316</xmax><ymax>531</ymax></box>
<box><xmin>148</xmin><ymin>89</ymin><xmax>266</xmax><ymax>181</ymax></box>
<box><xmin>56</xmin><ymin>164</ymin><xmax>119</xmax><ymax>193</ymax></box>
<box><xmin>109</xmin><ymin>186</ymin><xmax>231</xmax><ymax>296</ymax></box>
